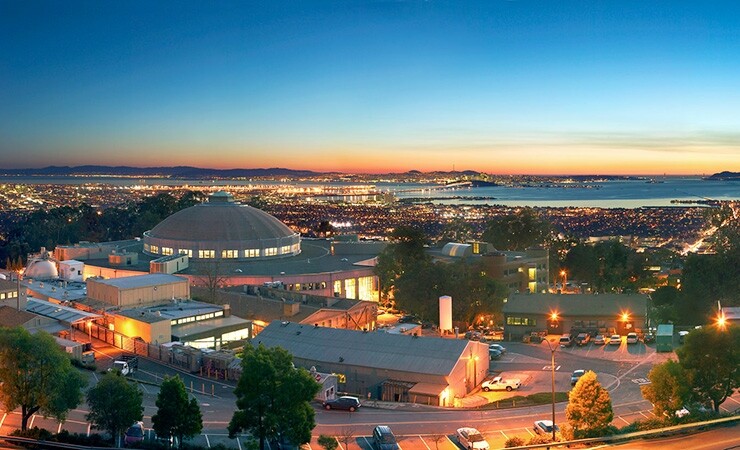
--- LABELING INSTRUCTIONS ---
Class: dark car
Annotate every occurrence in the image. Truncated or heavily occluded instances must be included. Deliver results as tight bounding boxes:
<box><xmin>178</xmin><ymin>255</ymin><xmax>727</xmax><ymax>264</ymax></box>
<box><xmin>323</xmin><ymin>396</ymin><xmax>361</xmax><ymax>411</ymax></box>
<box><xmin>372</xmin><ymin>425</ymin><xmax>399</xmax><ymax>450</ymax></box>
<box><xmin>398</xmin><ymin>315</ymin><xmax>421</xmax><ymax>324</ymax></box>
<box><xmin>570</xmin><ymin>369</ymin><xmax>586</xmax><ymax>386</ymax></box>
<box><xmin>124</xmin><ymin>421</ymin><xmax>145</xmax><ymax>446</ymax></box>
<box><xmin>488</xmin><ymin>348</ymin><xmax>502</xmax><ymax>360</ymax></box>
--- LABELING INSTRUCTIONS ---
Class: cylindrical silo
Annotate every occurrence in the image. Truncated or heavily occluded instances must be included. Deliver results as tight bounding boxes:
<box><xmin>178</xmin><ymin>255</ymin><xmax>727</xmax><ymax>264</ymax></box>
<box><xmin>439</xmin><ymin>295</ymin><xmax>452</xmax><ymax>332</ymax></box>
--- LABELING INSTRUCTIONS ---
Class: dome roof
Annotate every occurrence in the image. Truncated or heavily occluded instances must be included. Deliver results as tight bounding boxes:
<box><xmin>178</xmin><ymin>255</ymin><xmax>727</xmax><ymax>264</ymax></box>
<box><xmin>25</xmin><ymin>259</ymin><xmax>58</xmax><ymax>280</ymax></box>
<box><xmin>143</xmin><ymin>192</ymin><xmax>301</xmax><ymax>261</ymax></box>
<box><xmin>147</xmin><ymin>192</ymin><xmax>295</xmax><ymax>242</ymax></box>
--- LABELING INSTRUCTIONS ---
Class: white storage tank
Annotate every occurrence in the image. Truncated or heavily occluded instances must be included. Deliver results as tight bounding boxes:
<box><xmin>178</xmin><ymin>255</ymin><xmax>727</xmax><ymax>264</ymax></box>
<box><xmin>439</xmin><ymin>295</ymin><xmax>452</xmax><ymax>332</ymax></box>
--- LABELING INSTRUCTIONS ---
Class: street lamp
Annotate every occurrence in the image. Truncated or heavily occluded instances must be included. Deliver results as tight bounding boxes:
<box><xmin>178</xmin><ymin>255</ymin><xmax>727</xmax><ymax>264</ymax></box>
<box><xmin>559</xmin><ymin>270</ymin><xmax>567</xmax><ymax>291</ymax></box>
<box><xmin>541</xmin><ymin>339</ymin><xmax>558</xmax><ymax>442</ymax></box>
<box><xmin>716</xmin><ymin>312</ymin><xmax>727</xmax><ymax>330</ymax></box>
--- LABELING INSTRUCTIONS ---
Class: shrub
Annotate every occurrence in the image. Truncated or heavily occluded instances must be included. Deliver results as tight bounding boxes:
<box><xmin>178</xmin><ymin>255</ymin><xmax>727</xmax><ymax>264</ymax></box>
<box><xmin>10</xmin><ymin>427</ymin><xmax>54</xmax><ymax>441</ymax></box>
<box><xmin>318</xmin><ymin>434</ymin><xmax>338</xmax><ymax>450</ymax></box>
<box><xmin>527</xmin><ymin>434</ymin><xmax>555</xmax><ymax>445</ymax></box>
<box><xmin>504</xmin><ymin>436</ymin><xmax>525</xmax><ymax>447</ymax></box>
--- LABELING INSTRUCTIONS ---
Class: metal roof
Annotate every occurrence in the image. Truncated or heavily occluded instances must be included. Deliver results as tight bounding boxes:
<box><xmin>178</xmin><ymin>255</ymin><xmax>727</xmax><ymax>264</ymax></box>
<box><xmin>254</xmin><ymin>321</ymin><xmax>474</xmax><ymax>377</ymax></box>
<box><xmin>26</xmin><ymin>298</ymin><xmax>102</xmax><ymax>324</ymax></box>
<box><xmin>92</xmin><ymin>273</ymin><xmax>187</xmax><ymax>290</ymax></box>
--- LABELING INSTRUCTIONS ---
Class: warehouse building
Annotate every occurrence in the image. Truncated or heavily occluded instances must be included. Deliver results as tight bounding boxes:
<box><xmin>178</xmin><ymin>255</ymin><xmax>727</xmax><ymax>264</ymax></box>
<box><xmin>254</xmin><ymin>321</ymin><xmax>489</xmax><ymax>406</ymax></box>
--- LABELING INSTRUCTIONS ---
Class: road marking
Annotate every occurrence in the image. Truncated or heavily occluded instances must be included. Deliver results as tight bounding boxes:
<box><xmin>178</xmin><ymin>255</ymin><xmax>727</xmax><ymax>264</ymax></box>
<box><xmin>639</xmin><ymin>411</ymin><xmax>650</xmax><ymax>419</ymax></box>
<box><xmin>0</xmin><ymin>413</ymin><xmax>6</xmax><ymax>430</ymax></box>
<box><xmin>445</xmin><ymin>435</ymin><xmax>457</xmax><ymax>448</ymax></box>
<box><xmin>205</xmin><ymin>434</ymin><xmax>211</xmax><ymax>447</ymax></box>
<box><xmin>526</xmin><ymin>428</ymin><xmax>535</xmax><ymax>437</ymax></box>
<box><xmin>92</xmin><ymin>371</ymin><xmax>98</xmax><ymax>382</ymax></box>
<box><xmin>617</xmin><ymin>416</ymin><xmax>630</xmax><ymax>425</ymax></box>
<box><xmin>362</xmin><ymin>436</ymin><xmax>373</xmax><ymax>449</ymax></box>
<box><xmin>139</xmin><ymin>382</ymin><xmax>150</xmax><ymax>393</ymax></box>
<box><xmin>87</xmin><ymin>423</ymin><xmax>91</xmax><ymax>436</ymax></box>
<box><xmin>631</xmin><ymin>378</ymin><xmax>650</xmax><ymax>385</ymax></box>
<box><xmin>236</xmin><ymin>437</ymin><xmax>242</xmax><ymax>450</ymax></box>
<box><xmin>30</xmin><ymin>414</ymin><xmax>36</xmax><ymax>428</ymax></box>
<box><xmin>336</xmin><ymin>437</ymin><xmax>344</xmax><ymax>450</ymax></box>
<box><xmin>418</xmin><ymin>435</ymin><xmax>431</xmax><ymax>450</ymax></box>
<box><xmin>499</xmin><ymin>430</ymin><xmax>508</xmax><ymax>440</ymax></box>
<box><xmin>542</xmin><ymin>365</ymin><xmax>560</xmax><ymax>371</ymax></box>
<box><xmin>58</xmin><ymin>422</ymin><xmax>63</xmax><ymax>433</ymax></box>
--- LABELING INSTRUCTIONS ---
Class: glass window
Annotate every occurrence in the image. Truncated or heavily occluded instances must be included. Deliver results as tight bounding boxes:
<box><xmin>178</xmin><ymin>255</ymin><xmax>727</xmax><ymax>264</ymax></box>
<box><xmin>264</xmin><ymin>247</ymin><xmax>277</xmax><ymax>256</ymax></box>
<box><xmin>198</xmin><ymin>250</ymin><xmax>215</xmax><ymax>259</ymax></box>
<box><xmin>244</xmin><ymin>249</ymin><xmax>260</xmax><ymax>258</ymax></box>
<box><xmin>161</xmin><ymin>247</ymin><xmax>173</xmax><ymax>256</ymax></box>
<box><xmin>150</xmin><ymin>245</ymin><xmax>159</xmax><ymax>254</ymax></box>
<box><xmin>221</xmin><ymin>249</ymin><xmax>238</xmax><ymax>258</ymax></box>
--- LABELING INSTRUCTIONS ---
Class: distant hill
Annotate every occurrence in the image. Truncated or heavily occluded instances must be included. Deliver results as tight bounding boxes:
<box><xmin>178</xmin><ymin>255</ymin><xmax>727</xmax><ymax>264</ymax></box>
<box><xmin>705</xmin><ymin>171</ymin><xmax>740</xmax><ymax>181</ymax></box>
<box><xmin>0</xmin><ymin>165</ymin><xmax>323</xmax><ymax>178</ymax></box>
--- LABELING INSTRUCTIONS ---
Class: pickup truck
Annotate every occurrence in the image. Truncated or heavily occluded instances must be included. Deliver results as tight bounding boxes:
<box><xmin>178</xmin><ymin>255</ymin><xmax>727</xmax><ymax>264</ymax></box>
<box><xmin>481</xmin><ymin>376</ymin><xmax>521</xmax><ymax>392</ymax></box>
<box><xmin>110</xmin><ymin>355</ymin><xmax>138</xmax><ymax>376</ymax></box>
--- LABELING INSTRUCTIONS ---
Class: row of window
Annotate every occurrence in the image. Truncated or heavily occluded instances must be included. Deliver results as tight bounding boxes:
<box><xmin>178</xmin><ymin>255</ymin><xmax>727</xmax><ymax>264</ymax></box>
<box><xmin>507</xmin><ymin>316</ymin><xmax>537</xmax><ymax>326</ymax></box>
<box><xmin>0</xmin><ymin>291</ymin><xmax>18</xmax><ymax>300</ymax></box>
<box><xmin>146</xmin><ymin>244</ymin><xmax>299</xmax><ymax>258</ymax></box>
<box><xmin>170</xmin><ymin>310</ymin><xmax>224</xmax><ymax>326</ymax></box>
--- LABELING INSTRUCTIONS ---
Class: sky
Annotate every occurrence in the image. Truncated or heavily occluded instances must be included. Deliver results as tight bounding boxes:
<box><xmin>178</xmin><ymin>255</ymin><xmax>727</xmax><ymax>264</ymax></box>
<box><xmin>1</xmin><ymin>0</ymin><xmax>739</xmax><ymax>175</ymax></box>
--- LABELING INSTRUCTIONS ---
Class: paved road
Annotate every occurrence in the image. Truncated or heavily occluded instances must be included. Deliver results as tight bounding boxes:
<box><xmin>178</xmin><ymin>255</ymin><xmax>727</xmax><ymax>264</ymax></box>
<box><xmin>2</xmin><ymin>338</ymin><xmax>739</xmax><ymax>449</ymax></box>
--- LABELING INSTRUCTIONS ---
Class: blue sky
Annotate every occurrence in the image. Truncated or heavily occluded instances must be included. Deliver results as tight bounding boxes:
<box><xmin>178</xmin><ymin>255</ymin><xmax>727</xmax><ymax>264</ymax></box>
<box><xmin>1</xmin><ymin>0</ymin><xmax>739</xmax><ymax>174</ymax></box>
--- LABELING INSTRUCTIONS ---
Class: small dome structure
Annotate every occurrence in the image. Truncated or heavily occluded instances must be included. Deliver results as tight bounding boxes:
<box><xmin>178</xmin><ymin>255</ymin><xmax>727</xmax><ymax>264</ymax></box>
<box><xmin>143</xmin><ymin>192</ymin><xmax>301</xmax><ymax>261</ymax></box>
<box><xmin>25</xmin><ymin>255</ymin><xmax>59</xmax><ymax>280</ymax></box>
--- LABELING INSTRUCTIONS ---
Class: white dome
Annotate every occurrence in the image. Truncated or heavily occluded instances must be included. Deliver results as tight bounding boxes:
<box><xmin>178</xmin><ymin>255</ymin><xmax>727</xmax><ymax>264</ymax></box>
<box><xmin>25</xmin><ymin>259</ymin><xmax>58</xmax><ymax>280</ymax></box>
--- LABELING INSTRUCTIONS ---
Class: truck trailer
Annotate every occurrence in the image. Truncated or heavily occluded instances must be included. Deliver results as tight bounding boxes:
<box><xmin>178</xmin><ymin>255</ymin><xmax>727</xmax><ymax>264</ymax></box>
<box><xmin>656</xmin><ymin>324</ymin><xmax>674</xmax><ymax>352</ymax></box>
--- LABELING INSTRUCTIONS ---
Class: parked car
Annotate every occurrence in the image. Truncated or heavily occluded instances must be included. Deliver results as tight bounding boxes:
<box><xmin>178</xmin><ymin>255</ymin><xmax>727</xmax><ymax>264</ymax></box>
<box><xmin>626</xmin><ymin>332</ymin><xmax>639</xmax><ymax>344</ymax></box>
<box><xmin>593</xmin><ymin>334</ymin><xmax>607</xmax><ymax>345</ymax></box>
<box><xmin>322</xmin><ymin>396</ymin><xmax>361</xmax><ymax>411</ymax></box>
<box><xmin>643</xmin><ymin>332</ymin><xmax>656</xmax><ymax>343</ymax></box>
<box><xmin>481</xmin><ymin>376</ymin><xmax>521</xmax><ymax>392</ymax></box>
<box><xmin>559</xmin><ymin>334</ymin><xmax>574</xmax><ymax>347</ymax></box>
<box><xmin>488</xmin><ymin>348</ymin><xmax>502</xmax><ymax>360</ymax></box>
<box><xmin>398</xmin><ymin>314</ymin><xmax>421</xmax><ymax>324</ymax></box>
<box><xmin>456</xmin><ymin>427</ymin><xmax>489</xmax><ymax>450</ymax></box>
<box><xmin>124</xmin><ymin>421</ymin><xmax>145</xmax><ymax>446</ymax></box>
<box><xmin>533</xmin><ymin>420</ymin><xmax>560</xmax><ymax>435</ymax></box>
<box><xmin>372</xmin><ymin>425</ymin><xmax>399</xmax><ymax>450</ymax></box>
<box><xmin>575</xmin><ymin>332</ymin><xmax>591</xmax><ymax>346</ymax></box>
<box><xmin>488</xmin><ymin>343</ymin><xmax>506</xmax><ymax>354</ymax></box>
<box><xmin>570</xmin><ymin>369</ymin><xmax>586</xmax><ymax>386</ymax></box>
<box><xmin>464</xmin><ymin>331</ymin><xmax>483</xmax><ymax>341</ymax></box>
<box><xmin>609</xmin><ymin>334</ymin><xmax>622</xmax><ymax>345</ymax></box>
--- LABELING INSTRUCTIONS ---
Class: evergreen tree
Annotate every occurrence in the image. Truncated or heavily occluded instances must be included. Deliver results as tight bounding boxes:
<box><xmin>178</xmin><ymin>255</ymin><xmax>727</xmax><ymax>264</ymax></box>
<box><xmin>565</xmin><ymin>371</ymin><xmax>614</xmax><ymax>438</ymax></box>
<box><xmin>86</xmin><ymin>372</ymin><xmax>144</xmax><ymax>446</ymax></box>
<box><xmin>228</xmin><ymin>344</ymin><xmax>320</xmax><ymax>450</ymax></box>
<box><xmin>152</xmin><ymin>376</ymin><xmax>203</xmax><ymax>448</ymax></box>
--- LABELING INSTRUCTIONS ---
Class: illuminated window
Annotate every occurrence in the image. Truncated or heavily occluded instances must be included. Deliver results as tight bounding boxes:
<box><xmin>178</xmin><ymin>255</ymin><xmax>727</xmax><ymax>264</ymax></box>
<box><xmin>280</xmin><ymin>245</ymin><xmax>291</xmax><ymax>254</ymax></box>
<box><xmin>198</xmin><ymin>250</ymin><xmax>215</xmax><ymax>259</ymax></box>
<box><xmin>150</xmin><ymin>245</ymin><xmax>159</xmax><ymax>254</ymax></box>
<box><xmin>292</xmin><ymin>243</ymin><xmax>301</xmax><ymax>253</ymax></box>
<box><xmin>161</xmin><ymin>247</ymin><xmax>173</xmax><ymax>256</ymax></box>
<box><xmin>265</xmin><ymin>247</ymin><xmax>277</xmax><ymax>256</ymax></box>
<box><xmin>333</xmin><ymin>280</ymin><xmax>342</xmax><ymax>296</ymax></box>
<box><xmin>244</xmin><ymin>249</ymin><xmax>260</xmax><ymax>258</ymax></box>
<box><xmin>344</xmin><ymin>278</ymin><xmax>356</xmax><ymax>299</ymax></box>
<box><xmin>506</xmin><ymin>317</ymin><xmax>537</xmax><ymax>326</ymax></box>
<box><xmin>221</xmin><ymin>249</ymin><xmax>239</xmax><ymax>258</ymax></box>
<box><xmin>0</xmin><ymin>293</ymin><xmax>4</xmax><ymax>300</ymax></box>
<box><xmin>179</xmin><ymin>249</ymin><xmax>192</xmax><ymax>257</ymax></box>
<box><xmin>144</xmin><ymin>243</ymin><xmax>150</xmax><ymax>252</ymax></box>
<box><xmin>358</xmin><ymin>276</ymin><xmax>375</xmax><ymax>301</ymax></box>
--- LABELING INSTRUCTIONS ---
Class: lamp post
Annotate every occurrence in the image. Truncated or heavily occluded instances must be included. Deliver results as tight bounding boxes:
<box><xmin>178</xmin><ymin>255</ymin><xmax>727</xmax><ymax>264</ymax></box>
<box><xmin>542</xmin><ymin>339</ymin><xmax>557</xmax><ymax>442</ymax></box>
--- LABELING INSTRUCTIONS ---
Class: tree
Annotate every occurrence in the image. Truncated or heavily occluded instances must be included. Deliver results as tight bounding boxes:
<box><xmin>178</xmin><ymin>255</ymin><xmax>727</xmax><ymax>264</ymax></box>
<box><xmin>317</xmin><ymin>435</ymin><xmax>338</xmax><ymax>450</ymax></box>
<box><xmin>196</xmin><ymin>260</ymin><xmax>229</xmax><ymax>303</ymax></box>
<box><xmin>676</xmin><ymin>325</ymin><xmax>740</xmax><ymax>412</ymax></box>
<box><xmin>439</xmin><ymin>217</ymin><xmax>473</xmax><ymax>244</ymax></box>
<box><xmin>565</xmin><ymin>371</ymin><xmax>614</xmax><ymax>438</ymax></box>
<box><xmin>640</xmin><ymin>360</ymin><xmax>691</xmax><ymax>417</ymax></box>
<box><xmin>86</xmin><ymin>372</ymin><xmax>144</xmax><ymax>446</ymax></box>
<box><xmin>228</xmin><ymin>344</ymin><xmax>320</xmax><ymax>450</ymax></box>
<box><xmin>481</xmin><ymin>208</ymin><xmax>551</xmax><ymax>251</ymax></box>
<box><xmin>374</xmin><ymin>226</ymin><xmax>431</xmax><ymax>302</ymax></box>
<box><xmin>152</xmin><ymin>376</ymin><xmax>202</xmax><ymax>448</ymax></box>
<box><xmin>0</xmin><ymin>328</ymin><xmax>87</xmax><ymax>431</ymax></box>
<box><xmin>336</xmin><ymin>427</ymin><xmax>355</xmax><ymax>450</ymax></box>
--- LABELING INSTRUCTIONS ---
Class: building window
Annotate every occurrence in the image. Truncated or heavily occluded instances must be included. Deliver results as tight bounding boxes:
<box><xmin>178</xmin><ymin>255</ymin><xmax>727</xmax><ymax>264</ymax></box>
<box><xmin>333</xmin><ymin>280</ymin><xmax>342</xmax><ymax>296</ymax></box>
<box><xmin>244</xmin><ymin>249</ymin><xmax>260</xmax><ymax>258</ymax></box>
<box><xmin>292</xmin><ymin>243</ymin><xmax>300</xmax><ymax>253</ymax></box>
<box><xmin>161</xmin><ymin>247</ymin><xmax>173</xmax><ymax>256</ymax></box>
<box><xmin>280</xmin><ymin>245</ymin><xmax>291</xmax><ymax>255</ymax></box>
<box><xmin>150</xmin><ymin>245</ymin><xmax>159</xmax><ymax>254</ymax></box>
<box><xmin>144</xmin><ymin>243</ymin><xmax>150</xmax><ymax>252</ymax></box>
<box><xmin>222</xmin><ymin>249</ymin><xmax>239</xmax><ymax>259</ymax></box>
<box><xmin>506</xmin><ymin>317</ymin><xmax>537</xmax><ymax>326</ymax></box>
<box><xmin>264</xmin><ymin>247</ymin><xmax>277</xmax><ymax>256</ymax></box>
<box><xmin>178</xmin><ymin>249</ymin><xmax>192</xmax><ymax>257</ymax></box>
<box><xmin>198</xmin><ymin>250</ymin><xmax>215</xmax><ymax>259</ymax></box>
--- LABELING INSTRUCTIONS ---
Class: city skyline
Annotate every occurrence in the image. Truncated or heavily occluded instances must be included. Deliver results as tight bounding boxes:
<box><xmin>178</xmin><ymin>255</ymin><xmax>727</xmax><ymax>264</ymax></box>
<box><xmin>1</xmin><ymin>1</ymin><xmax>739</xmax><ymax>175</ymax></box>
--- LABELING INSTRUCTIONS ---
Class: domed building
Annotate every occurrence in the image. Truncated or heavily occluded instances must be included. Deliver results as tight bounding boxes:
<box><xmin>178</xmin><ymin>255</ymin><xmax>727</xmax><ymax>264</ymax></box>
<box><xmin>143</xmin><ymin>192</ymin><xmax>301</xmax><ymax>261</ymax></box>
<box><xmin>24</xmin><ymin>249</ymin><xmax>59</xmax><ymax>280</ymax></box>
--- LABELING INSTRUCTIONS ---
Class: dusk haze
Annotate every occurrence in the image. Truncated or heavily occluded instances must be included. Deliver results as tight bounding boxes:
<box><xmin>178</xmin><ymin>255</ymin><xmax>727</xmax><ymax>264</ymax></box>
<box><xmin>2</xmin><ymin>1</ymin><xmax>739</xmax><ymax>174</ymax></box>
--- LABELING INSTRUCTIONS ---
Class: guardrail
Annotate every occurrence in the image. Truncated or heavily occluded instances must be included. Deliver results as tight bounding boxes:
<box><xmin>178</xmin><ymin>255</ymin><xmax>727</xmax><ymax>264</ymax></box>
<box><xmin>502</xmin><ymin>414</ymin><xmax>739</xmax><ymax>449</ymax></box>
